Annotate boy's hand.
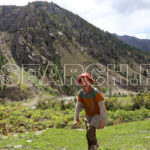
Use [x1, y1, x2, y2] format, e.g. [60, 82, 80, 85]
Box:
[99, 120, 104, 129]
[73, 120, 79, 128]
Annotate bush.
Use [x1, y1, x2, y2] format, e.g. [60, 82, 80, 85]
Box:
[105, 97, 132, 110]
[107, 107, 150, 125]
[145, 99, 150, 109]
[1, 94, 150, 135]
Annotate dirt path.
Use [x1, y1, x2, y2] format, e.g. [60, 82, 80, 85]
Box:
[22, 96, 39, 108]
[21, 94, 77, 108]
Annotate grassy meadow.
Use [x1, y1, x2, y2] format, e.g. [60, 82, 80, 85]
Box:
[0, 92, 150, 149]
[0, 119, 150, 150]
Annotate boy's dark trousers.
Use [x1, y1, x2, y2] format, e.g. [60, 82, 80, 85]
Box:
[86, 126, 97, 150]
[85, 125, 98, 150]
[84, 115, 100, 150]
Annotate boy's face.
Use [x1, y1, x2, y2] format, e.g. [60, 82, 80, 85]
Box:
[80, 77, 92, 88]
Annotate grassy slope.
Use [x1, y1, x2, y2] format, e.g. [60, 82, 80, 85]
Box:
[0, 119, 150, 150]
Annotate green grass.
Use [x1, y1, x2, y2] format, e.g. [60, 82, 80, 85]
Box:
[0, 119, 150, 150]
[113, 96, 131, 101]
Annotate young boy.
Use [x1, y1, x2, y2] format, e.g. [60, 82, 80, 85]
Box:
[73, 72, 108, 150]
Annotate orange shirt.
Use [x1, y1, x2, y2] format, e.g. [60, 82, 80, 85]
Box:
[78, 86, 104, 116]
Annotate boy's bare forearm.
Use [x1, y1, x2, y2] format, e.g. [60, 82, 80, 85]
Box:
[74, 101, 81, 121]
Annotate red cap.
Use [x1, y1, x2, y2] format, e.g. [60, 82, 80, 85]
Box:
[78, 72, 94, 84]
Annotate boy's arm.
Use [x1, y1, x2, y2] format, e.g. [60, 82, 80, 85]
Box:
[74, 101, 81, 121]
[95, 90, 108, 125]
[98, 101, 109, 125]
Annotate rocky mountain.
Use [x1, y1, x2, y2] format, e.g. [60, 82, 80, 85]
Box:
[113, 34, 150, 53]
[0, 1, 150, 100]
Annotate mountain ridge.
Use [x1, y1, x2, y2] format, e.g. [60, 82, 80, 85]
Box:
[0, 1, 150, 100]
[113, 33, 150, 53]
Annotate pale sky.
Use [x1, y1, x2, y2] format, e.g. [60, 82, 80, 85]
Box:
[1, 0, 150, 39]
